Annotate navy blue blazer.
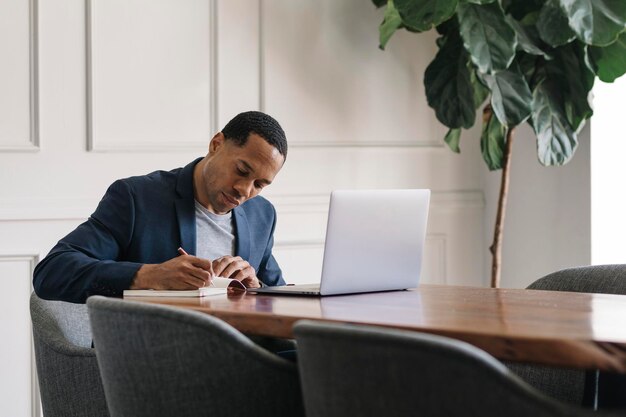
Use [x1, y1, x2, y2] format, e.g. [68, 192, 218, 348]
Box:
[33, 158, 284, 303]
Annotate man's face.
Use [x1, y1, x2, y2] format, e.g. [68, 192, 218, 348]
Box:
[194, 132, 284, 214]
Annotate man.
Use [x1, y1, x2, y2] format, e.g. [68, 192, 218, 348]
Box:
[34, 111, 287, 303]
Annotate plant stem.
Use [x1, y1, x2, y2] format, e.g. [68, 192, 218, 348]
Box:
[489, 124, 515, 288]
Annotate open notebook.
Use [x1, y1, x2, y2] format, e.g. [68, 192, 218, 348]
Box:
[123, 277, 245, 298]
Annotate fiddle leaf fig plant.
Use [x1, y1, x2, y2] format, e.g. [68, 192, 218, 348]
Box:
[373, 0, 626, 288]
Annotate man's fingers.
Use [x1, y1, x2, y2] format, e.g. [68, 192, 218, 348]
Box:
[187, 268, 212, 285]
[181, 275, 208, 289]
[173, 255, 255, 287]
[241, 276, 261, 289]
[167, 275, 203, 290]
[188, 256, 214, 275]
[175, 256, 213, 286]
[232, 265, 254, 280]
[221, 258, 249, 278]
[212, 256, 240, 276]
[233, 266, 259, 288]
[212, 257, 230, 276]
[143, 255, 215, 290]
[212, 256, 245, 277]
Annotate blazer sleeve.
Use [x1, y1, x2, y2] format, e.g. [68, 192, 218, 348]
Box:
[33, 180, 143, 303]
[256, 205, 286, 286]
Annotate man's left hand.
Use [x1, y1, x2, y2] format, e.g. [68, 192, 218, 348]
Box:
[212, 256, 261, 288]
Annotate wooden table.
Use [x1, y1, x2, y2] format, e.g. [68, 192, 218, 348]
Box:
[125, 284, 626, 373]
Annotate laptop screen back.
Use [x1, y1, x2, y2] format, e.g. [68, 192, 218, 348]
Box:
[319, 189, 430, 295]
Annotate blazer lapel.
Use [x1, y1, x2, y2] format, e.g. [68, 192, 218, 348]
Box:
[175, 199, 196, 255]
[233, 207, 251, 261]
[174, 158, 202, 256]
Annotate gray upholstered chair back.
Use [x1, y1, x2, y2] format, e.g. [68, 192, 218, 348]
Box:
[294, 320, 581, 417]
[87, 296, 304, 417]
[528, 265, 626, 294]
[509, 265, 626, 407]
[30, 292, 109, 417]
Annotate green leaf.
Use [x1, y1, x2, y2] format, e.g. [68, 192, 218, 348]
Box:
[481, 109, 508, 170]
[505, 15, 551, 58]
[560, 0, 626, 46]
[589, 31, 626, 82]
[502, 0, 544, 20]
[520, 11, 540, 26]
[517, 52, 543, 89]
[394, 0, 459, 32]
[537, 0, 576, 47]
[530, 82, 578, 166]
[470, 66, 489, 108]
[548, 42, 595, 131]
[424, 32, 476, 129]
[483, 66, 533, 126]
[379, 0, 403, 49]
[372, 0, 387, 8]
[463, 0, 495, 4]
[436, 17, 459, 35]
[457, 2, 517, 73]
[444, 128, 462, 153]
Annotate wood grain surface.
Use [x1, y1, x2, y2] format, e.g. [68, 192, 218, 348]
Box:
[124, 284, 626, 372]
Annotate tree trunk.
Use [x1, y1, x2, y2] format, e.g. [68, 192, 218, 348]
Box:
[489, 122, 515, 288]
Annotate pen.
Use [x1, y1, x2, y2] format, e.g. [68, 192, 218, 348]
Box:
[178, 247, 214, 287]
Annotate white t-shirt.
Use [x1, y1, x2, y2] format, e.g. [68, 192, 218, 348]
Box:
[194, 200, 235, 260]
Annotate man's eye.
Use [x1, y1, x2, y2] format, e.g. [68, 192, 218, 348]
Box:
[254, 182, 264, 189]
[237, 168, 248, 176]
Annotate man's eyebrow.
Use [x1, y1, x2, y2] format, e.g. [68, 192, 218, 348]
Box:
[238, 160, 272, 185]
[239, 160, 254, 172]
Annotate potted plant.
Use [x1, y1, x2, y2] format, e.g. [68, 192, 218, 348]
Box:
[374, 0, 626, 287]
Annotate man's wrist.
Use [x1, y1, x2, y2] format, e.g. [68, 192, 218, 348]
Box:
[130, 264, 155, 289]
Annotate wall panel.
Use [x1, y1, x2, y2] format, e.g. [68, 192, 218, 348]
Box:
[0, 0, 38, 151]
[216, 0, 261, 127]
[0, 255, 39, 417]
[262, 0, 444, 147]
[87, 0, 215, 151]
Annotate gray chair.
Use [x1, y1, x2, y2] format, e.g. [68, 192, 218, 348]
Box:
[30, 292, 109, 417]
[294, 320, 606, 417]
[87, 296, 304, 417]
[508, 265, 626, 407]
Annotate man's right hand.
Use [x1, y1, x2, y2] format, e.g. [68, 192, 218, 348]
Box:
[131, 255, 214, 290]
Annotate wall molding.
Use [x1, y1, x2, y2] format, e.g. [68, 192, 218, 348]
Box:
[0, 190, 484, 221]
[0, 197, 93, 222]
[0, 254, 40, 417]
[273, 233, 447, 251]
[284, 141, 444, 148]
[274, 239, 324, 249]
[0, 0, 40, 152]
[85, 0, 217, 152]
[0, 254, 39, 263]
[269, 190, 484, 213]
[430, 190, 485, 209]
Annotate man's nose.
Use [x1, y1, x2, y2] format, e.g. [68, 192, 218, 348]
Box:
[234, 181, 254, 199]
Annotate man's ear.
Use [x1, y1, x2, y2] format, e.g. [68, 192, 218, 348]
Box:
[209, 132, 225, 154]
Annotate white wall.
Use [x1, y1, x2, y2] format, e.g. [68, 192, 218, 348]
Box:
[0, 0, 594, 415]
[482, 123, 591, 289]
[591, 76, 626, 265]
[261, 0, 486, 285]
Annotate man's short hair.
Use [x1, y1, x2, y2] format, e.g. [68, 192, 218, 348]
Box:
[222, 111, 288, 160]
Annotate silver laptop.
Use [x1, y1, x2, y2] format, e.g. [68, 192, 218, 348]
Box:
[248, 189, 430, 296]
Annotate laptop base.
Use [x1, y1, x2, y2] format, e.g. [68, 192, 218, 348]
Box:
[246, 284, 322, 296]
